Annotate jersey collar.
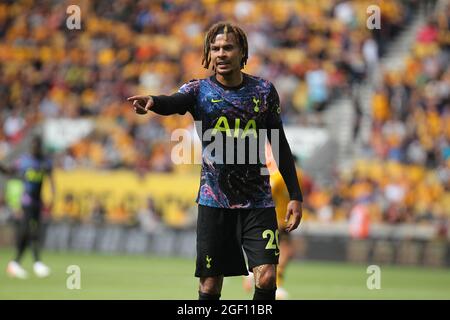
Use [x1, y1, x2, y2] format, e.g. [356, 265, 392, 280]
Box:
[210, 73, 248, 90]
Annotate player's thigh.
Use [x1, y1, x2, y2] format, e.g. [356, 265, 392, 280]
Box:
[242, 207, 279, 271]
[23, 205, 41, 238]
[16, 206, 35, 235]
[15, 216, 29, 240]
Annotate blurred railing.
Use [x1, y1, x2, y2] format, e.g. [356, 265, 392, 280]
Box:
[1, 221, 448, 267]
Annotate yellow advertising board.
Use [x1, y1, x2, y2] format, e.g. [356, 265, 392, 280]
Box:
[42, 169, 200, 223]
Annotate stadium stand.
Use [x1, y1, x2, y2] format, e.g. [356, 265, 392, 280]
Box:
[0, 0, 447, 235]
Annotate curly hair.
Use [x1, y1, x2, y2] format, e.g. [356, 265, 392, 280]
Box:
[201, 21, 248, 71]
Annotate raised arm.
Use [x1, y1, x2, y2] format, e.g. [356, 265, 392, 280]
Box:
[127, 92, 196, 116]
[0, 163, 16, 176]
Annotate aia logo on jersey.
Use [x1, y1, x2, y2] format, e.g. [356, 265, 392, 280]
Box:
[25, 169, 44, 183]
[212, 116, 257, 139]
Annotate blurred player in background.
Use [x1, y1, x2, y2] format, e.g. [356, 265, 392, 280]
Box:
[244, 148, 303, 299]
[128, 21, 303, 300]
[0, 136, 55, 279]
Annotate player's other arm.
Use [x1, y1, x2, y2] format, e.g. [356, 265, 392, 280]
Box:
[47, 168, 56, 212]
[266, 85, 303, 232]
[127, 92, 195, 116]
[0, 163, 17, 176]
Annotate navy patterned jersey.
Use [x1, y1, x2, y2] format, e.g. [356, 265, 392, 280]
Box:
[14, 154, 52, 208]
[178, 73, 282, 209]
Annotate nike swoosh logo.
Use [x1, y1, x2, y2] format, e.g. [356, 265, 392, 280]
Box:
[211, 99, 223, 103]
[275, 251, 280, 256]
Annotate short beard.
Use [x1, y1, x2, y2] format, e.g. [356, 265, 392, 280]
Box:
[214, 63, 237, 76]
[215, 69, 233, 76]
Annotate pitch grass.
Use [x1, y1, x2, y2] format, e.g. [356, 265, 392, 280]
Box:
[1, 247, 449, 300]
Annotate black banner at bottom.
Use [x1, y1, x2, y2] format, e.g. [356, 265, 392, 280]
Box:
[0, 300, 445, 319]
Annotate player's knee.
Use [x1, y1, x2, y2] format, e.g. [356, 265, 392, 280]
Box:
[199, 276, 223, 295]
[255, 265, 276, 289]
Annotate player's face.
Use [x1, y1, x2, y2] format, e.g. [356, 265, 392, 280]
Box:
[210, 32, 242, 76]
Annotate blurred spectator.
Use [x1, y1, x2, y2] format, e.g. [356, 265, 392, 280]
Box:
[3, 110, 26, 144]
[137, 196, 161, 233]
[90, 198, 106, 226]
[61, 193, 81, 223]
[108, 201, 135, 226]
[163, 197, 195, 229]
[362, 36, 379, 76]
[349, 196, 371, 239]
[305, 58, 329, 113]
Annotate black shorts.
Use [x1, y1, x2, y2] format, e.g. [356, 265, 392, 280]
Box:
[16, 205, 42, 240]
[23, 204, 41, 221]
[195, 204, 279, 278]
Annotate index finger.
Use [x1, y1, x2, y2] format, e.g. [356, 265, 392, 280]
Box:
[127, 95, 146, 101]
[284, 209, 292, 223]
[286, 211, 301, 232]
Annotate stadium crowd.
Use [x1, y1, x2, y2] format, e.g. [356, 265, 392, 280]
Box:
[1, 0, 448, 232]
[1, 0, 414, 168]
[299, 4, 449, 234]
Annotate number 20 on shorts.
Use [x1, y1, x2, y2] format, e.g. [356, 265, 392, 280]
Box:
[262, 229, 279, 250]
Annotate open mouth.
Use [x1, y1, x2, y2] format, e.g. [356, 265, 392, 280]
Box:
[217, 61, 230, 67]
